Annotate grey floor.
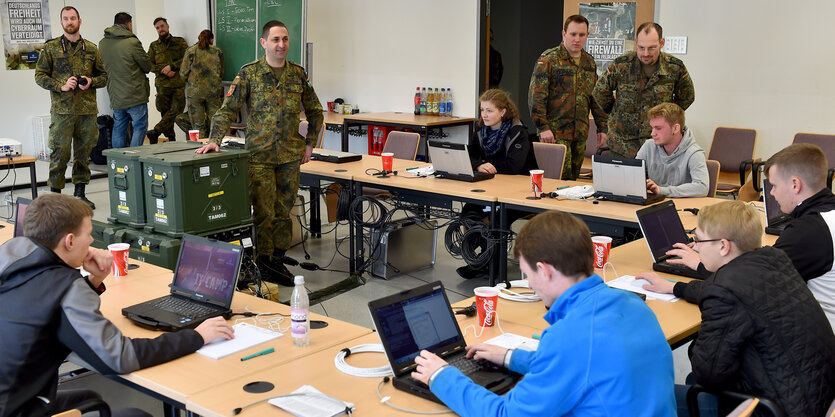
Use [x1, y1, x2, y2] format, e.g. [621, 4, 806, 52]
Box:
[3, 170, 693, 416]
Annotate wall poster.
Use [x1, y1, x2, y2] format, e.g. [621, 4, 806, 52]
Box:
[579, 2, 636, 76]
[2, 0, 50, 70]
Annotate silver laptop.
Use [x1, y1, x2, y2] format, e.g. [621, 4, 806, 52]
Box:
[427, 140, 494, 182]
[592, 155, 664, 205]
[762, 178, 790, 235]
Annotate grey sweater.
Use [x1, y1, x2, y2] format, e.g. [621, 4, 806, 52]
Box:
[636, 127, 708, 198]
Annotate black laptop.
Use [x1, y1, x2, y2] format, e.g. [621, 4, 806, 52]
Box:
[592, 155, 664, 205]
[368, 281, 517, 404]
[762, 178, 790, 235]
[636, 200, 707, 279]
[311, 149, 362, 163]
[12, 197, 31, 237]
[427, 140, 494, 182]
[122, 234, 243, 331]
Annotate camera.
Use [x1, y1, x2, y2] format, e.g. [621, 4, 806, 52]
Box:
[74, 75, 88, 86]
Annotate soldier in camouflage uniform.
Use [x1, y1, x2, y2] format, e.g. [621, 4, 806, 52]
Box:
[197, 20, 323, 286]
[593, 22, 695, 158]
[180, 30, 224, 139]
[147, 17, 187, 143]
[528, 15, 608, 180]
[34, 6, 106, 209]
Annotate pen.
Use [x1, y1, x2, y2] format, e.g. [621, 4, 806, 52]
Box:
[556, 185, 570, 190]
[532, 334, 541, 340]
[240, 347, 275, 361]
[663, 278, 678, 284]
[404, 166, 419, 171]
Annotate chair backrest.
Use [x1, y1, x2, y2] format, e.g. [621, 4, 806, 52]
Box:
[584, 121, 599, 157]
[533, 142, 567, 180]
[706, 159, 720, 198]
[298, 121, 326, 148]
[726, 398, 759, 417]
[793, 132, 835, 170]
[52, 410, 82, 417]
[827, 396, 835, 417]
[299, 120, 308, 137]
[708, 127, 757, 175]
[382, 131, 421, 160]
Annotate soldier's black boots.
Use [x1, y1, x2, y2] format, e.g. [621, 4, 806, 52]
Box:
[50, 187, 61, 193]
[146, 129, 161, 145]
[256, 255, 295, 287]
[73, 183, 96, 210]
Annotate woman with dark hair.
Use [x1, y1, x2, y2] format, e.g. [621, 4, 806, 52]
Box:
[179, 30, 223, 138]
[456, 89, 537, 279]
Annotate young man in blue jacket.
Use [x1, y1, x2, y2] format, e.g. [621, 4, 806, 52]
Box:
[412, 210, 676, 416]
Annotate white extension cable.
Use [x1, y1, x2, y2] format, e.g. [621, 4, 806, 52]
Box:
[494, 280, 540, 302]
[334, 344, 393, 378]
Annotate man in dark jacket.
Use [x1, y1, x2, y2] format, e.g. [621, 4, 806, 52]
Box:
[640, 201, 835, 416]
[99, 12, 151, 148]
[0, 194, 234, 417]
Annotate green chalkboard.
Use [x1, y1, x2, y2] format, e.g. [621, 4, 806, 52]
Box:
[214, 0, 304, 81]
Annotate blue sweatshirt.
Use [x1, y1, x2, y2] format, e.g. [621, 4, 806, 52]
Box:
[430, 275, 676, 417]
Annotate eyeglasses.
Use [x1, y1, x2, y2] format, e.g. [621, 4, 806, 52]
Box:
[692, 238, 724, 244]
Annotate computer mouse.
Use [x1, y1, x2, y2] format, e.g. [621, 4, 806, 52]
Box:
[631, 278, 652, 289]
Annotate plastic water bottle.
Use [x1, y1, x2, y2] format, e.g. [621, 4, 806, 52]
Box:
[432, 88, 440, 115]
[446, 88, 454, 116]
[290, 275, 310, 347]
[439, 88, 447, 116]
[420, 88, 427, 115]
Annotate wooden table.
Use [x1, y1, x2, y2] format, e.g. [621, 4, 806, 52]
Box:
[186, 316, 542, 417]
[0, 155, 38, 198]
[341, 112, 475, 159]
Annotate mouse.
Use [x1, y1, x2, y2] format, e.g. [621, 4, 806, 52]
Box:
[631, 278, 651, 289]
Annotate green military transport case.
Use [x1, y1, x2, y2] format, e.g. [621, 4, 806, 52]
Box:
[140, 147, 251, 237]
[103, 142, 202, 227]
[90, 219, 124, 250]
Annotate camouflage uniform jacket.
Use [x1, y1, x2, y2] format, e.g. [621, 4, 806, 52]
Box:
[34, 35, 107, 115]
[209, 58, 323, 165]
[593, 51, 695, 143]
[148, 34, 187, 88]
[180, 44, 224, 100]
[528, 44, 608, 141]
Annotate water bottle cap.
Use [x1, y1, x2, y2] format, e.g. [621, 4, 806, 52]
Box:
[294, 275, 304, 285]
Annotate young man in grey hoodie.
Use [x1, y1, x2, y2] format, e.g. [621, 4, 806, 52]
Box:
[636, 102, 709, 198]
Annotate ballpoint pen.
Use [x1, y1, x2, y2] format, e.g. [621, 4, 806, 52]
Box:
[241, 347, 275, 361]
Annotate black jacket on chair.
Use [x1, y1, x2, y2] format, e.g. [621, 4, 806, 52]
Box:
[688, 246, 835, 417]
[468, 122, 537, 175]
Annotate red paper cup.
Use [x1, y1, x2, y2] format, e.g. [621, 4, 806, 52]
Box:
[381, 152, 394, 172]
[108, 243, 130, 277]
[474, 286, 499, 327]
[188, 130, 199, 141]
[530, 169, 544, 198]
[592, 236, 612, 269]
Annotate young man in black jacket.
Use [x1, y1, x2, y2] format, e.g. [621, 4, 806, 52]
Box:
[641, 200, 835, 416]
[0, 194, 234, 417]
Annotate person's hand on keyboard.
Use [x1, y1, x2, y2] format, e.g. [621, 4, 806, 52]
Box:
[465, 343, 508, 366]
[195, 317, 235, 345]
[412, 350, 449, 386]
[665, 242, 701, 270]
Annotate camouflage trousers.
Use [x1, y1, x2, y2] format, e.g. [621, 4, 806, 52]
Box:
[48, 114, 97, 189]
[605, 136, 642, 159]
[153, 86, 185, 137]
[555, 138, 587, 180]
[176, 95, 222, 139]
[249, 161, 301, 257]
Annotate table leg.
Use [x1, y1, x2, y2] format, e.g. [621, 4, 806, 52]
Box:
[341, 121, 349, 152]
[498, 203, 508, 288]
[488, 202, 497, 286]
[309, 184, 321, 238]
[28, 162, 38, 198]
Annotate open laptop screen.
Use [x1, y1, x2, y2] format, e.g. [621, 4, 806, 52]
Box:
[427, 140, 476, 177]
[13, 197, 31, 237]
[171, 235, 241, 302]
[371, 284, 460, 369]
[592, 155, 648, 198]
[761, 179, 788, 223]
[637, 201, 689, 260]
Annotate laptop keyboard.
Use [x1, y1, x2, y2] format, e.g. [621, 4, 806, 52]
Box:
[153, 297, 219, 318]
[447, 355, 491, 375]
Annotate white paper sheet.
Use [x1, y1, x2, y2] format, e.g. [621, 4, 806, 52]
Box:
[196, 322, 281, 360]
[269, 385, 355, 417]
[484, 333, 539, 351]
[607, 275, 680, 302]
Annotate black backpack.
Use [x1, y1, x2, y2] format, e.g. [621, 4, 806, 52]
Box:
[91, 115, 114, 165]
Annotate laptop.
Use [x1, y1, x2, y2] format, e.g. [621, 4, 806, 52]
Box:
[122, 234, 243, 331]
[635, 200, 707, 279]
[311, 149, 362, 163]
[368, 281, 517, 404]
[427, 140, 494, 182]
[592, 155, 664, 205]
[13, 197, 31, 237]
[762, 178, 790, 235]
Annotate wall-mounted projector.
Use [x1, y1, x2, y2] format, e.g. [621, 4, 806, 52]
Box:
[0, 138, 22, 157]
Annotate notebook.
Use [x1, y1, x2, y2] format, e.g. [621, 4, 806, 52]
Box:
[367, 281, 517, 404]
[592, 155, 664, 205]
[635, 200, 707, 279]
[427, 140, 494, 182]
[122, 234, 243, 331]
[311, 150, 362, 163]
[762, 178, 790, 235]
[12, 197, 31, 237]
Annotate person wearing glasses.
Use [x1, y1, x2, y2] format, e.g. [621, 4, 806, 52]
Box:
[638, 201, 835, 417]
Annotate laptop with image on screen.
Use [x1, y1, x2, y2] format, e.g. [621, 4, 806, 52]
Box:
[122, 234, 243, 331]
[367, 281, 517, 404]
[635, 200, 707, 279]
[592, 155, 664, 205]
[427, 140, 494, 182]
[12, 197, 31, 238]
[762, 178, 790, 235]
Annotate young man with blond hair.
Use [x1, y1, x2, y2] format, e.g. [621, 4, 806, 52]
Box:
[635, 102, 708, 197]
[413, 210, 676, 416]
[640, 201, 835, 416]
